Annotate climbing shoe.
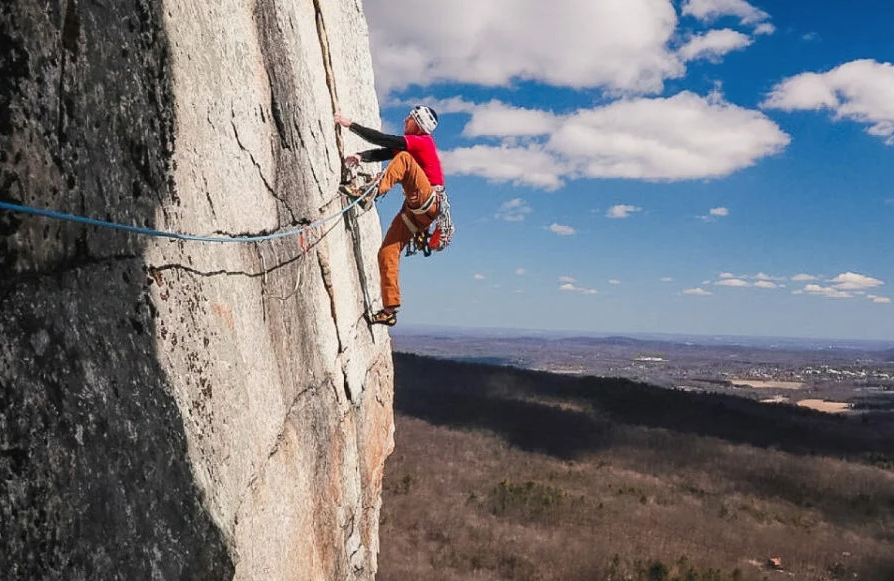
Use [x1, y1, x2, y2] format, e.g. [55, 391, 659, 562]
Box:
[339, 183, 376, 211]
[340, 172, 383, 211]
[366, 309, 397, 327]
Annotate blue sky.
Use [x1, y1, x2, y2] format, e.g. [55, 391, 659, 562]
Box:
[360, 0, 894, 341]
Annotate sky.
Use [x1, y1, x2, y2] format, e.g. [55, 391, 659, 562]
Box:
[358, 0, 894, 342]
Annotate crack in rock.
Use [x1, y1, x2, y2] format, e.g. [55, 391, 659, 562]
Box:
[230, 119, 275, 196]
[316, 249, 344, 355]
[312, 0, 350, 184]
[147, 257, 309, 280]
[230, 382, 317, 536]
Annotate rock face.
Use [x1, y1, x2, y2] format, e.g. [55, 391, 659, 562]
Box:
[0, 1, 393, 580]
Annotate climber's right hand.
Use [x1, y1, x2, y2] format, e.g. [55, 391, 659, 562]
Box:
[334, 114, 352, 128]
[344, 154, 361, 167]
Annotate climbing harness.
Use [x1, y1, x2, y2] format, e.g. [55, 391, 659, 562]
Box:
[0, 177, 380, 244]
[403, 186, 454, 258]
[339, 168, 455, 258]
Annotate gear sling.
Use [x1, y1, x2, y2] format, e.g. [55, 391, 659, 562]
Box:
[403, 186, 454, 257]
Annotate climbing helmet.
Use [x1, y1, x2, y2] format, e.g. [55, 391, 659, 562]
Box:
[410, 105, 438, 134]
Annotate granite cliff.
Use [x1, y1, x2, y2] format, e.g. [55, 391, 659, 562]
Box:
[0, 1, 393, 579]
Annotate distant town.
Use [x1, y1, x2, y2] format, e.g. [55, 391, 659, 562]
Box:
[392, 328, 894, 417]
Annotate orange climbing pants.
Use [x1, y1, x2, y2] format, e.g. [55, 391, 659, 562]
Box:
[377, 151, 439, 308]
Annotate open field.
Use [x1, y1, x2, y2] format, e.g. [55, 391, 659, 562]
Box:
[731, 380, 805, 390]
[797, 400, 852, 414]
[391, 332, 894, 414]
[379, 353, 894, 581]
[760, 398, 852, 414]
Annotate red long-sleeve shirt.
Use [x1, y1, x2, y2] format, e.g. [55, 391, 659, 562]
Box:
[349, 123, 444, 187]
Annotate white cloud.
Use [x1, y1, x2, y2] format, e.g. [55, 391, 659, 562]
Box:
[661, 277, 674, 283]
[606, 205, 643, 219]
[384, 96, 478, 115]
[516, 268, 527, 275]
[828, 272, 884, 290]
[868, 295, 891, 304]
[684, 287, 713, 296]
[716, 278, 751, 287]
[559, 276, 597, 295]
[496, 198, 533, 221]
[551, 92, 789, 181]
[366, 0, 683, 94]
[678, 29, 752, 63]
[609, 279, 622, 285]
[441, 144, 565, 190]
[802, 284, 853, 299]
[791, 273, 818, 282]
[560, 282, 597, 295]
[682, 0, 771, 26]
[763, 60, 894, 145]
[706, 272, 783, 288]
[474, 274, 486, 280]
[441, 92, 788, 187]
[461, 101, 560, 137]
[549, 223, 577, 236]
[700, 206, 730, 221]
[794, 272, 885, 300]
[753, 23, 776, 36]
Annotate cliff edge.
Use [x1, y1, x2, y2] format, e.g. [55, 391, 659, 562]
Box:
[0, 1, 392, 579]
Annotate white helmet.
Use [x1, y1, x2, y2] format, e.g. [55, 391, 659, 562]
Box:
[410, 105, 438, 134]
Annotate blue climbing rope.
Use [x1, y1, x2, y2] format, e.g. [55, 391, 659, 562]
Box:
[0, 179, 379, 244]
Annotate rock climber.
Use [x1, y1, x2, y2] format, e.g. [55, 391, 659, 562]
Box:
[334, 105, 444, 327]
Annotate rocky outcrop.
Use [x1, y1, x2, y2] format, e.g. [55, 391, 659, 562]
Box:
[0, 1, 393, 580]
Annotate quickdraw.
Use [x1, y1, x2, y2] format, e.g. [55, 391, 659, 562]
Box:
[406, 230, 433, 257]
